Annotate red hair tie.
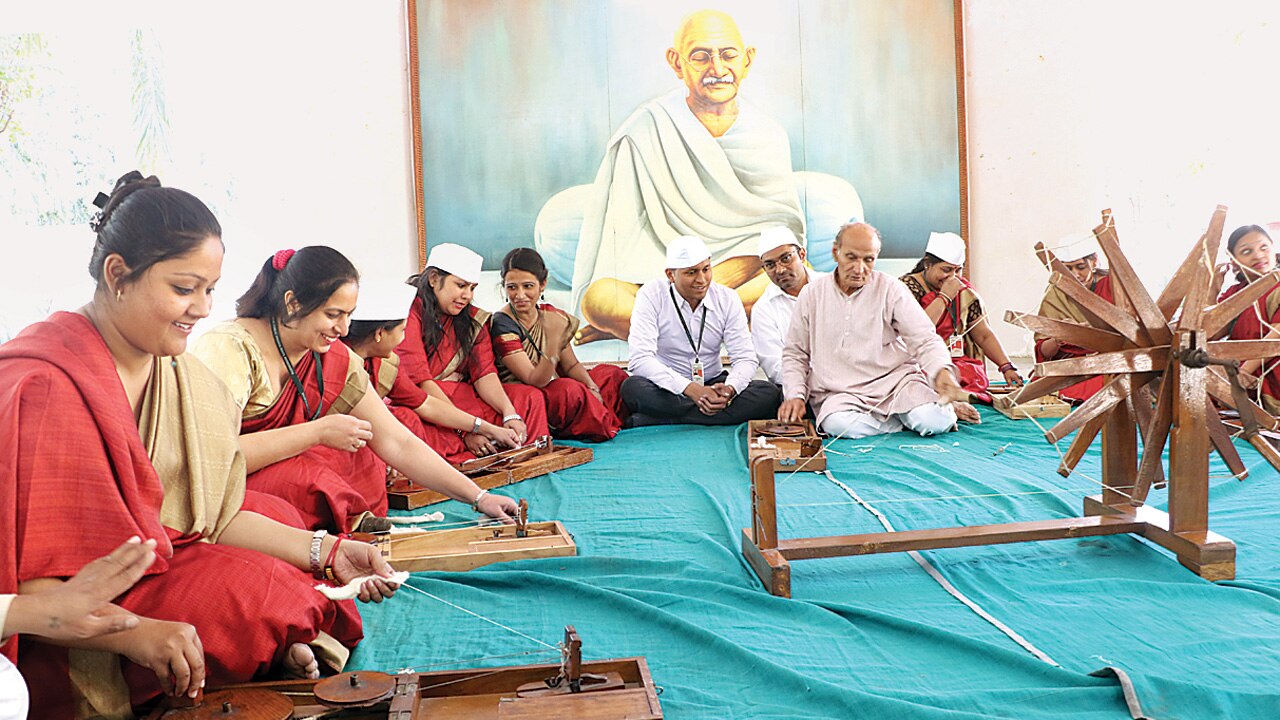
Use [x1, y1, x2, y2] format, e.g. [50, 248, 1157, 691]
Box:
[271, 248, 296, 271]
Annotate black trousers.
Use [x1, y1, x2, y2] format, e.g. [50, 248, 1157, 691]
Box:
[621, 372, 781, 427]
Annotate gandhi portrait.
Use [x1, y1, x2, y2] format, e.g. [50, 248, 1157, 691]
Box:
[534, 9, 863, 342]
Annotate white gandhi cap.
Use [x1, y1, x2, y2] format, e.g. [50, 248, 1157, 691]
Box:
[757, 226, 800, 257]
[925, 231, 966, 266]
[665, 235, 712, 269]
[351, 281, 419, 322]
[1052, 232, 1101, 262]
[425, 243, 483, 284]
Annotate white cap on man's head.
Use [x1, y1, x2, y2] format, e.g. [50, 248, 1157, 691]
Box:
[1053, 232, 1100, 262]
[925, 231, 966, 266]
[757, 226, 799, 257]
[352, 282, 419, 322]
[426, 243, 483, 284]
[666, 235, 711, 269]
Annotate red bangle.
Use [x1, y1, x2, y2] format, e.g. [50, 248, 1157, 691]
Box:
[323, 536, 344, 581]
[998, 362, 1017, 373]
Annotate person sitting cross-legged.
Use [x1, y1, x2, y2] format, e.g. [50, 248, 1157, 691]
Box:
[621, 235, 781, 426]
[778, 222, 979, 439]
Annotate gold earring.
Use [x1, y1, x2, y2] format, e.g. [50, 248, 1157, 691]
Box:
[115, 289, 123, 302]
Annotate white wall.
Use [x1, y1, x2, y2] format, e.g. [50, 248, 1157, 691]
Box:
[1, 1, 419, 340]
[965, 0, 1280, 357]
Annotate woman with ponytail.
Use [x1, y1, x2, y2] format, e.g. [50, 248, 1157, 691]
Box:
[1, 172, 389, 718]
[396, 243, 550, 459]
[193, 246, 519, 532]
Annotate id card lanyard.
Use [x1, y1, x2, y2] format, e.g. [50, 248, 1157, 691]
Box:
[670, 286, 709, 385]
[944, 292, 964, 358]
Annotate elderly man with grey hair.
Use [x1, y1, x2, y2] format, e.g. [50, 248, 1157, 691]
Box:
[778, 223, 978, 438]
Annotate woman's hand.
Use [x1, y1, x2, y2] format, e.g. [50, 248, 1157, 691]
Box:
[476, 493, 518, 524]
[939, 275, 965, 301]
[121, 618, 205, 699]
[479, 422, 521, 449]
[330, 540, 397, 603]
[587, 385, 603, 403]
[504, 417, 529, 444]
[315, 415, 373, 453]
[9, 537, 157, 642]
[464, 432, 497, 457]
[1001, 367, 1025, 386]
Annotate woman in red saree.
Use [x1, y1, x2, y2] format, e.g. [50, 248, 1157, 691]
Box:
[2, 173, 395, 719]
[491, 248, 627, 441]
[194, 246, 519, 532]
[395, 243, 550, 460]
[1217, 224, 1280, 415]
[341, 282, 519, 461]
[900, 232, 1023, 405]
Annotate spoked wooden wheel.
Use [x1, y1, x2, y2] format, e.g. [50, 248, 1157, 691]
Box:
[1004, 206, 1280, 510]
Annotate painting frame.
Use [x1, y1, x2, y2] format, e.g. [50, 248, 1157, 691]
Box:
[404, 0, 971, 272]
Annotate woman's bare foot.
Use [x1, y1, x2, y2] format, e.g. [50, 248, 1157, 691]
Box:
[283, 642, 320, 679]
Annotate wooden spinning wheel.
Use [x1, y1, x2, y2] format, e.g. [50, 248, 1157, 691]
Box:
[742, 206, 1280, 597]
[1002, 206, 1280, 579]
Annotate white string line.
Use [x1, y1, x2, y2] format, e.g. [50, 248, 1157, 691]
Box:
[777, 484, 1145, 509]
[818, 468, 1060, 667]
[397, 580, 559, 651]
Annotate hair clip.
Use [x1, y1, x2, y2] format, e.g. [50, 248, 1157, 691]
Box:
[272, 248, 297, 271]
[89, 192, 111, 232]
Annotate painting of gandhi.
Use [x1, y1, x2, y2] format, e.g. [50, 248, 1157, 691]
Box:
[535, 9, 862, 342]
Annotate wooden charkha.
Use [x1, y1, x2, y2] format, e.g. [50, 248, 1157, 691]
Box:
[746, 419, 826, 471]
[356, 518, 577, 574]
[387, 436, 593, 509]
[743, 206, 1280, 597]
[144, 627, 662, 719]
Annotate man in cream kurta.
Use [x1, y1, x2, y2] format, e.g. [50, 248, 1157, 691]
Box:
[779, 223, 974, 439]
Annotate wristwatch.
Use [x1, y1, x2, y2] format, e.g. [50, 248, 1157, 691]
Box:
[471, 416, 484, 433]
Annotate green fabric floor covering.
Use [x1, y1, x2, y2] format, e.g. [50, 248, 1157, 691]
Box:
[352, 407, 1280, 719]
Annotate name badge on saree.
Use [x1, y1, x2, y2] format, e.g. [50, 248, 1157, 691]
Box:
[691, 358, 705, 385]
[948, 334, 965, 358]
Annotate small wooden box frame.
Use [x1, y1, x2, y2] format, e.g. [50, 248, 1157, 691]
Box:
[147, 656, 662, 719]
[388, 439, 593, 510]
[361, 521, 577, 573]
[746, 420, 826, 472]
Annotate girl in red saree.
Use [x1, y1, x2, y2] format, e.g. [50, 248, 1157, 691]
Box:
[491, 248, 628, 441]
[900, 232, 1023, 405]
[341, 283, 519, 460]
[2, 173, 395, 719]
[194, 246, 518, 533]
[395, 243, 550, 460]
[1217, 224, 1280, 415]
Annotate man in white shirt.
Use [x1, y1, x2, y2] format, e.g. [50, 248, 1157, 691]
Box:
[623, 235, 782, 426]
[751, 226, 825, 385]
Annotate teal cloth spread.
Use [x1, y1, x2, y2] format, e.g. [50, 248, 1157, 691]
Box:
[353, 407, 1280, 719]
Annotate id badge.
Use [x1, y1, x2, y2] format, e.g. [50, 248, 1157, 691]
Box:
[691, 358, 705, 385]
[948, 334, 964, 358]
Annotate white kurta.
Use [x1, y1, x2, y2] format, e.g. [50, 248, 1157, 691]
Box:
[570, 88, 805, 311]
[781, 272, 954, 426]
[751, 268, 825, 384]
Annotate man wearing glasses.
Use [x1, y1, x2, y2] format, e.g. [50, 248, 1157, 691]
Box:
[751, 226, 825, 385]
